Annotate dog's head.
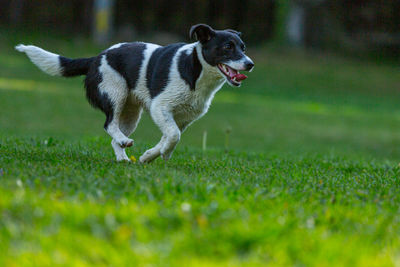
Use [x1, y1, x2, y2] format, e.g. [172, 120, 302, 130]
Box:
[190, 24, 254, 87]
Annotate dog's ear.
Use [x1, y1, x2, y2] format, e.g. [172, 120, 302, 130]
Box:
[226, 29, 242, 37]
[190, 24, 215, 43]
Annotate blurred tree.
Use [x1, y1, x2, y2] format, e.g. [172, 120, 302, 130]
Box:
[0, 0, 398, 56]
[93, 0, 114, 44]
[274, 0, 290, 43]
[9, 0, 25, 26]
[287, 1, 304, 45]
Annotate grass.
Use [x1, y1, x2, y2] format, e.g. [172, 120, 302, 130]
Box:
[1, 29, 400, 266]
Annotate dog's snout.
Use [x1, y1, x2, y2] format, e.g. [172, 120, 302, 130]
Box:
[245, 61, 254, 71]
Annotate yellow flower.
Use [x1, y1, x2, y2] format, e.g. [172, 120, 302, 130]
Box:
[130, 155, 137, 163]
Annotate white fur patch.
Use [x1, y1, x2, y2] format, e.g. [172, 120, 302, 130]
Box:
[132, 43, 161, 109]
[108, 42, 127, 50]
[15, 44, 62, 76]
[98, 55, 128, 105]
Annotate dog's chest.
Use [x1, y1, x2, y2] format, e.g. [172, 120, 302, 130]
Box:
[173, 74, 224, 123]
[173, 95, 208, 120]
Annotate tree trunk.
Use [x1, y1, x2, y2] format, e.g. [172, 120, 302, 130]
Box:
[93, 0, 114, 44]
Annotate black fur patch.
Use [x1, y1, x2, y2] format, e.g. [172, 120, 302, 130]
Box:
[84, 54, 114, 129]
[178, 47, 202, 90]
[59, 56, 94, 77]
[105, 42, 146, 90]
[146, 43, 185, 98]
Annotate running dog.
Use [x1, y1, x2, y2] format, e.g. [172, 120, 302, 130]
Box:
[16, 24, 254, 163]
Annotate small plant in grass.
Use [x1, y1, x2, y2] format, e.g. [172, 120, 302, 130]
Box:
[225, 126, 232, 152]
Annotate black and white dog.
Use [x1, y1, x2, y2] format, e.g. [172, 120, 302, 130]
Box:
[16, 24, 254, 163]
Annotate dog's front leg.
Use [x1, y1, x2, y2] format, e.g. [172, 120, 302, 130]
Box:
[150, 105, 181, 161]
[139, 120, 190, 163]
[139, 136, 166, 163]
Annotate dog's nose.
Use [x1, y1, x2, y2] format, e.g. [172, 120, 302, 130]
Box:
[245, 61, 254, 71]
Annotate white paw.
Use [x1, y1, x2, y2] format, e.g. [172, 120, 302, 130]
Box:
[116, 157, 131, 162]
[115, 152, 131, 162]
[139, 149, 160, 164]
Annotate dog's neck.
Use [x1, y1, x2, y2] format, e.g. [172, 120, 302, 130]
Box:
[194, 43, 225, 94]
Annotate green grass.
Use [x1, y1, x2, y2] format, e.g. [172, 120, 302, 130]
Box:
[1, 30, 400, 266]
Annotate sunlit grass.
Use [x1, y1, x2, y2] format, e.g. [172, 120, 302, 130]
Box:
[0, 77, 67, 94]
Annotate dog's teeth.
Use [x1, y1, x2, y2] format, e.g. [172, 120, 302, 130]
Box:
[233, 77, 237, 82]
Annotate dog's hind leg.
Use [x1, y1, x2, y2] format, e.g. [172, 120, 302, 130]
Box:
[85, 55, 137, 161]
[104, 96, 134, 149]
[111, 139, 130, 162]
[112, 95, 143, 162]
[119, 95, 143, 137]
[106, 117, 134, 148]
[95, 56, 134, 149]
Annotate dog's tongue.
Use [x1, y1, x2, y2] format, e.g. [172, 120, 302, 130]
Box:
[234, 73, 247, 81]
[227, 66, 248, 82]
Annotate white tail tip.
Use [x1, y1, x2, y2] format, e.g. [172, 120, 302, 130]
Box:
[15, 44, 28, 52]
[14, 44, 62, 76]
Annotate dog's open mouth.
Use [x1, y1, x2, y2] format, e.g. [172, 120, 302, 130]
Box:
[217, 63, 248, 86]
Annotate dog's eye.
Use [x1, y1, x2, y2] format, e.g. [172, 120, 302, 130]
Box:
[223, 43, 233, 50]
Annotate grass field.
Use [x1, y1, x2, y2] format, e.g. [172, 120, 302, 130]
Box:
[1, 30, 400, 266]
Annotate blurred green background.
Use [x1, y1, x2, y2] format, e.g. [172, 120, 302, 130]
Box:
[1, 0, 400, 158]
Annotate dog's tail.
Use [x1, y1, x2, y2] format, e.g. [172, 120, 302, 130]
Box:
[15, 44, 94, 77]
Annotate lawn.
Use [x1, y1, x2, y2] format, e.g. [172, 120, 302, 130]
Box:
[1, 30, 400, 266]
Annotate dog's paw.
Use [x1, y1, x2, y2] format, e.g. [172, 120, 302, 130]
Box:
[139, 149, 160, 164]
[139, 154, 153, 164]
[116, 158, 131, 163]
[117, 138, 134, 148]
[116, 154, 131, 162]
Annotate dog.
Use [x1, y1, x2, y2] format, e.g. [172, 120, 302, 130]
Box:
[15, 24, 254, 163]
